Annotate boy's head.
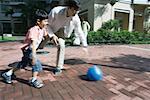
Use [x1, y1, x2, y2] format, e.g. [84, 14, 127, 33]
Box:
[35, 9, 48, 28]
[66, 0, 80, 17]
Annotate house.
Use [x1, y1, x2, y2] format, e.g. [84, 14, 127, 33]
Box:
[0, 0, 25, 35]
[0, 0, 149, 35]
[0, 0, 61, 35]
[79, 0, 150, 32]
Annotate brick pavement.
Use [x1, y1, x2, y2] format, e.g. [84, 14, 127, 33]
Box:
[0, 42, 150, 100]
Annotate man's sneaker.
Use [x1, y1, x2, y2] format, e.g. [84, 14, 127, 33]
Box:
[54, 68, 62, 75]
[29, 79, 44, 88]
[2, 73, 12, 84]
[60, 66, 70, 70]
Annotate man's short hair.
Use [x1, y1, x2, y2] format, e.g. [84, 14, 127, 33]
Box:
[65, 0, 80, 10]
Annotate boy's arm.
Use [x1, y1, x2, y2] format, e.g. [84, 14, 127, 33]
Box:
[43, 28, 49, 40]
[31, 40, 37, 65]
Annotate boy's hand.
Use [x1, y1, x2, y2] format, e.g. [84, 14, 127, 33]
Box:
[52, 35, 59, 46]
[32, 58, 36, 65]
[43, 34, 49, 40]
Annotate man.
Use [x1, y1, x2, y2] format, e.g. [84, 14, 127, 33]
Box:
[39, 0, 88, 75]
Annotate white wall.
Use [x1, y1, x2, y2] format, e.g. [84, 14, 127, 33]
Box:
[93, 2, 134, 31]
[93, 3, 112, 31]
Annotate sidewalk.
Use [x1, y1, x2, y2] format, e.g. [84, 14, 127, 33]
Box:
[0, 42, 150, 100]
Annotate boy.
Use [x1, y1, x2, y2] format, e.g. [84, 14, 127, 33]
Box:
[2, 9, 48, 88]
[38, 0, 88, 75]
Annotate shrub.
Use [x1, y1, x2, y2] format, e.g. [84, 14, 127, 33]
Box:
[98, 19, 120, 31]
[87, 30, 150, 44]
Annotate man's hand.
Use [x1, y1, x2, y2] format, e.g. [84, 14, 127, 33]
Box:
[52, 35, 59, 46]
[82, 47, 89, 56]
[82, 47, 92, 61]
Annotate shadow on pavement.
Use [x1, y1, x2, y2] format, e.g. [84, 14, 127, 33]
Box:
[36, 51, 49, 55]
[79, 75, 90, 81]
[8, 61, 20, 68]
[15, 77, 30, 86]
[64, 58, 87, 65]
[42, 64, 55, 72]
[88, 54, 150, 72]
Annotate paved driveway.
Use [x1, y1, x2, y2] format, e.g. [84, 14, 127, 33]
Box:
[0, 42, 150, 100]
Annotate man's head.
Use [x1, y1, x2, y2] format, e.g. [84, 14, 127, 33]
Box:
[66, 0, 80, 17]
[35, 9, 48, 28]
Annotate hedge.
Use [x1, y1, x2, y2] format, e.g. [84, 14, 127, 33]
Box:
[87, 30, 150, 44]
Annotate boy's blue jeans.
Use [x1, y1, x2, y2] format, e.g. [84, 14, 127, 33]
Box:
[17, 48, 42, 72]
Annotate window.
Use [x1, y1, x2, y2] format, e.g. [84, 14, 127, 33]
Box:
[1, 4, 7, 13]
[3, 23, 11, 34]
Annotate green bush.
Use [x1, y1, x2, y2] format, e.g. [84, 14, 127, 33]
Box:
[87, 30, 150, 44]
[98, 19, 120, 31]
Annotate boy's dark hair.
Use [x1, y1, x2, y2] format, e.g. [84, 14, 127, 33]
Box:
[65, 0, 80, 10]
[35, 9, 48, 21]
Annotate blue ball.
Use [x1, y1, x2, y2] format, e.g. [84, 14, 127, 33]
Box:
[87, 65, 103, 81]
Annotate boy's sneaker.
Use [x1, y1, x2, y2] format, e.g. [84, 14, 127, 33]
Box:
[29, 79, 44, 88]
[2, 73, 12, 84]
[12, 73, 17, 80]
[54, 68, 62, 75]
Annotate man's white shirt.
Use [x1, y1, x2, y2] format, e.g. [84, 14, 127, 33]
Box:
[47, 6, 87, 46]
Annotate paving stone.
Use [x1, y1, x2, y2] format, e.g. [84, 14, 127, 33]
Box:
[109, 88, 121, 95]
[134, 81, 149, 89]
[40, 73, 56, 81]
[110, 93, 131, 100]
[115, 83, 125, 90]
[125, 84, 139, 92]
[131, 97, 143, 100]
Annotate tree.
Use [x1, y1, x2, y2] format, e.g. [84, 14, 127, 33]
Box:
[5, 7, 14, 35]
[0, 0, 5, 40]
[19, 0, 47, 28]
[0, 0, 4, 2]
[1, 0, 17, 39]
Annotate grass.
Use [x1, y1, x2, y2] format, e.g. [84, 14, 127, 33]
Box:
[0, 36, 16, 42]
